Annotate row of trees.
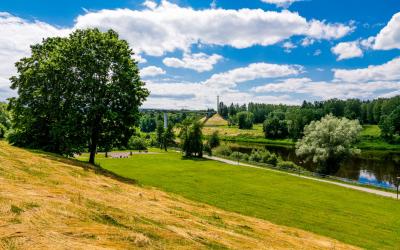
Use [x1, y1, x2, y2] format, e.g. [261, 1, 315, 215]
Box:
[219, 97, 400, 125]
[218, 96, 400, 142]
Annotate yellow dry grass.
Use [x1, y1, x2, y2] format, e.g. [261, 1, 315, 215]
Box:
[201, 114, 228, 127]
[0, 141, 358, 250]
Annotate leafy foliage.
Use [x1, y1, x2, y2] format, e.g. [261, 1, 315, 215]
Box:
[263, 112, 288, 139]
[180, 121, 203, 157]
[295, 115, 362, 174]
[237, 111, 254, 129]
[379, 106, 400, 142]
[8, 29, 148, 163]
[139, 114, 157, 133]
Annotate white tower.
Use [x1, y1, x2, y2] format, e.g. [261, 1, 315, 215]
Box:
[217, 95, 220, 114]
[163, 112, 168, 129]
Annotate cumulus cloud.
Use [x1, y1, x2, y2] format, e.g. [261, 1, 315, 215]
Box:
[333, 57, 400, 82]
[261, 0, 301, 8]
[0, 12, 69, 93]
[143, 62, 303, 109]
[74, 1, 353, 56]
[374, 12, 400, 50]
[140, 66, 166, 77]
[163, 53, 222, 72]
[251, 77, 399, 100]
[331, 41, 363, 60]
[203, 62, 302, 89]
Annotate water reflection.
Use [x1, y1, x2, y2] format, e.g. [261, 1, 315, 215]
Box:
[228, 142, 400, 188]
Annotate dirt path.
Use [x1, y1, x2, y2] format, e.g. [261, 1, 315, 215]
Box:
[204, 155, 398, 199]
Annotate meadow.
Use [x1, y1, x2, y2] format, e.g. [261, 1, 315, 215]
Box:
[84, 150, 400, 249]
[2, 141, 358, 249]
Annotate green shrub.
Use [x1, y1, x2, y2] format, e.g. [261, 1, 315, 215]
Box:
[128, 136, 148, 150]
[213, 145, 232, 156]
[277, 161, 301, 171]
[229, 152, 249, 161]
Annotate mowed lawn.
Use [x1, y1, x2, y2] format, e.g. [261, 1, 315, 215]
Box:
[90, 151, 400, 249]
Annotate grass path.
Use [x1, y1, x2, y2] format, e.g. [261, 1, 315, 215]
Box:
[205, 155, 398, 199]
[93, 151, 400, 249]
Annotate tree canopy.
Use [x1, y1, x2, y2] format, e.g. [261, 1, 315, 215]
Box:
[8, 28, 148, 164]
[295, 115, 362, 174]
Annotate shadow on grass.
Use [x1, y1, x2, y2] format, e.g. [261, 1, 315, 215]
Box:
[181, 156, 209, 162]
[22, 147, 138, 186]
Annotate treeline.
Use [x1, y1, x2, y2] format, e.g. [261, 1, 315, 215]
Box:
[219, 96, 400, 125]
[218, 96, 400, 141]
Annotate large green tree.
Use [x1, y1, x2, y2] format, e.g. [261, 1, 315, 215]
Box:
[9, 29, 148, 164]
[180, 120, 203, 157]
[295, 114, 362, 174]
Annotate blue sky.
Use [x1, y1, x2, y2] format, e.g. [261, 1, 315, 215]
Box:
[0, 0, 399, 109]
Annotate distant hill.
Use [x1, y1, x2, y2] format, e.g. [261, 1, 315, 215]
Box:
[201, 113, 228, 126]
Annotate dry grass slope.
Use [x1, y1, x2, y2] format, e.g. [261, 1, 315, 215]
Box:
[0, 141, 358, 250]
[201, 114, 228, 127]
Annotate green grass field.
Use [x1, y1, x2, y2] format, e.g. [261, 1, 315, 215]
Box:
[81, 151, 400, 249]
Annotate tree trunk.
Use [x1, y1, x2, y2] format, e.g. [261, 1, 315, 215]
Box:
[89, 128, 99, 165]
[89, 146, 96, 164]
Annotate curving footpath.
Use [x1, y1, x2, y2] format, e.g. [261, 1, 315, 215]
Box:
[204, 155, 398, 199]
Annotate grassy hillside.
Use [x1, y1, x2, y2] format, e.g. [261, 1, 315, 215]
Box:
[0, 141, 356, 249]
[86, 151, 400, 249]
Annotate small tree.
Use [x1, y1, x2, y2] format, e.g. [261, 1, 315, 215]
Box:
[180, 121, 203, 157]
[208, 131, 220, 149]
[162, 123, 175, 151]
[263, 116, 288, 139]
[237, 111, 254, 129]
[379, 106, 400, 142]
[295, 114, 362, 174]
[140, 114, 157, 133]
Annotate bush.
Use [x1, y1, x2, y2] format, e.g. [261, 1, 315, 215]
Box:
[213, 145, 232, 156]
[277, 161, 302, 171]
[203, 143, 212, 156]
[208, 131, 220, 149]
[237, 111, 254, 129]
[248, 149, 278, 166]
[128, 136, 147, 150]
[229, 152, 249, 161]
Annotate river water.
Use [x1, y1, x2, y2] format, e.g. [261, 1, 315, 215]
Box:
[228, 143, 400, 189]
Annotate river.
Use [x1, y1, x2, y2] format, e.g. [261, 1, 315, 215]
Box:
[227, 143, 400, 189]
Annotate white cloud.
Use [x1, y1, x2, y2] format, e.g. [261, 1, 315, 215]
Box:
[163, 53, 222, 72]
[313, 49, 321, 56]
[331, 41, 363, 60]
[261, 0, 301, 8]
[142, 0, 158, 10]
[301, 37, 315, 47]
[203, 62, 302, 89]
[140, 66, 166, 77]
[132, 53, 147, 63]
[333, 57, 400, 82]
[282, 41, 296, 53]
[251, 77, 399, 100]
[143, 62, 303, 109]
[0, 12, 69, 92]
[74, 1, 353, 56]
[373, 12, 400, 50]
